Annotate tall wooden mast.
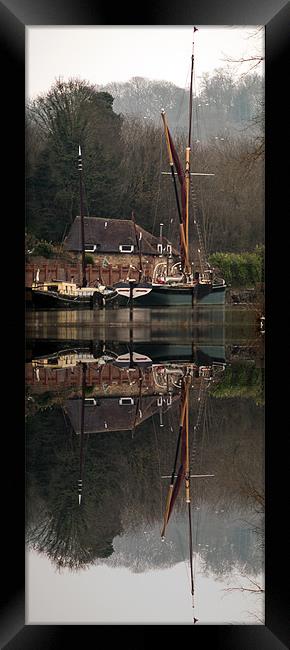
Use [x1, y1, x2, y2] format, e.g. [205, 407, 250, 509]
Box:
[161, 382, 188, 539]
[78, 145, 87, 288]
[185, 27, 198, 271]
[161, 109, 190, 274]
[78, 362, 87, 505]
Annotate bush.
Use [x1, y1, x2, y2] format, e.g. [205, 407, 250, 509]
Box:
[33, 240, 55, 258]
[25, 233, 55, 259]
[209, 250, 263, 287]
[210, 364, 264, 405]
[85, 254, 94, 265]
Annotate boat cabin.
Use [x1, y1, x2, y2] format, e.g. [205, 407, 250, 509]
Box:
[32, 280, 77, 294]
[31, 352, 97, 369]
[31, 280, 100, 297]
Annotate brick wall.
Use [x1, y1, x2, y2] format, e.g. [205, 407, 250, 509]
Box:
[25, 258, 155, 287]
[25, 255, 156, 287]
[25, 363, 155, 393]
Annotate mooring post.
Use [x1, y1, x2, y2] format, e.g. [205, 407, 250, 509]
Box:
[129, 281, 133, 318]
[192, 286, 195, 308]
[128, 279, 136, 368]
[129, 278, 136, 323]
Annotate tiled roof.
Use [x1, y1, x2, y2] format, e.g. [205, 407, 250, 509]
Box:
[65, 394, 180, 434]
[64, 217, 179, 256]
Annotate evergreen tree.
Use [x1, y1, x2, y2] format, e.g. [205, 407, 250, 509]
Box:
[26, 79, 123, 241]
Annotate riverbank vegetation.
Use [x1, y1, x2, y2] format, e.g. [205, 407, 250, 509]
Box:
[209, 363, 264, 405]
[209, 246, 264, 287]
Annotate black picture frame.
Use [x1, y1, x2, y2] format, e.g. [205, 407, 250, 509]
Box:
[1, 0, 289, 647]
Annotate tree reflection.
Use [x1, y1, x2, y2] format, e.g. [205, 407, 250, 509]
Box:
[27, 496, 117, 570]
[26, 356, 264, 576]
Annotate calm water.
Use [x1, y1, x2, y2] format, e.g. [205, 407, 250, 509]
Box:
[25, 306, 264, 624]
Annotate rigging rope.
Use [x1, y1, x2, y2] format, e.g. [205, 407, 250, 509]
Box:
[192, 64, 212, 254]
[185, 63, 209, 273]
[190, 377, 208, 466]
[151, 129, 164, 237]
[57, 389, 75, 451]
[190, 183, 208, 272]
[175, 64, 191, 127]
[151, 411, 164, 518]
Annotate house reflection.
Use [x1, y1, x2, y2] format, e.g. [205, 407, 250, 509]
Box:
[25, 343, 226, 572]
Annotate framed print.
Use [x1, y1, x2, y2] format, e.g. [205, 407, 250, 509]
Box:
[1, 0, 289, 647]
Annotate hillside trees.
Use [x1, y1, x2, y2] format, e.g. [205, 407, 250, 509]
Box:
[197, 70, 263, 135]
[103, 77, 189, 130]
[26, 79, 124, 241]
[163, 129, 263, 254]
[117, 116, 171, 235]
[26, 73, 264, 252]
[195, 136, 264, 253]
[102, 71, 263, 140]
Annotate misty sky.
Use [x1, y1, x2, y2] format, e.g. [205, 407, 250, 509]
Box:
[26, 26, 264, 99]
[26, 549, 264, 624]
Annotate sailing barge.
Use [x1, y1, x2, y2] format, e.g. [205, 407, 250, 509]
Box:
[115, 28, 226, 307]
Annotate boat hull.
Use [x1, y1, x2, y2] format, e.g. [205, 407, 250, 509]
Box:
[196, 283, 227, 305]
[134, 343, 225, 364]
[118, 282, 226, 307]
[27, 289, 116, 309]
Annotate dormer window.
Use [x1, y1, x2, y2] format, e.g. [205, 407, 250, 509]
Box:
[119, 245, 134, 253]
[84, 398, 96, 406]
[157, 243, 163, 254]
[85, 244, 96, 252]
[119, 397, 134, 405]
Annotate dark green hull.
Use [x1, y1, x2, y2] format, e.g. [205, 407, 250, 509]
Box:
[121, 283, 227, 307]
[134, 342, 225, 364]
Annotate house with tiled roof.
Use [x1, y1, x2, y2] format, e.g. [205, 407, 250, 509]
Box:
[63, 216, 179, 258]
[65, 393, 180, 434]
[25, 217, 180, 288]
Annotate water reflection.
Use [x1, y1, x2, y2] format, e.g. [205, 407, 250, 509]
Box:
[26, 339, 264, 623]
[26, 305, 256, 343]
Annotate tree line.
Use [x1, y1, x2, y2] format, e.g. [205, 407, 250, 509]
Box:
[26, 75, 264, 254]
[101, 70, 263, 140]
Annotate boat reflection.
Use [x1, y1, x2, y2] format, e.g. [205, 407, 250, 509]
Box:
[25, 343, 263, 623]
[26, 342, 226, 618]
[26, 341, 226, 404]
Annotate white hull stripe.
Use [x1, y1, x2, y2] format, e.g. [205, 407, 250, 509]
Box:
[116, 288, 152, 297]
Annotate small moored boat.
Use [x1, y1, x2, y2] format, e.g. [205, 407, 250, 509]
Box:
[30, 279, 117, 309]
